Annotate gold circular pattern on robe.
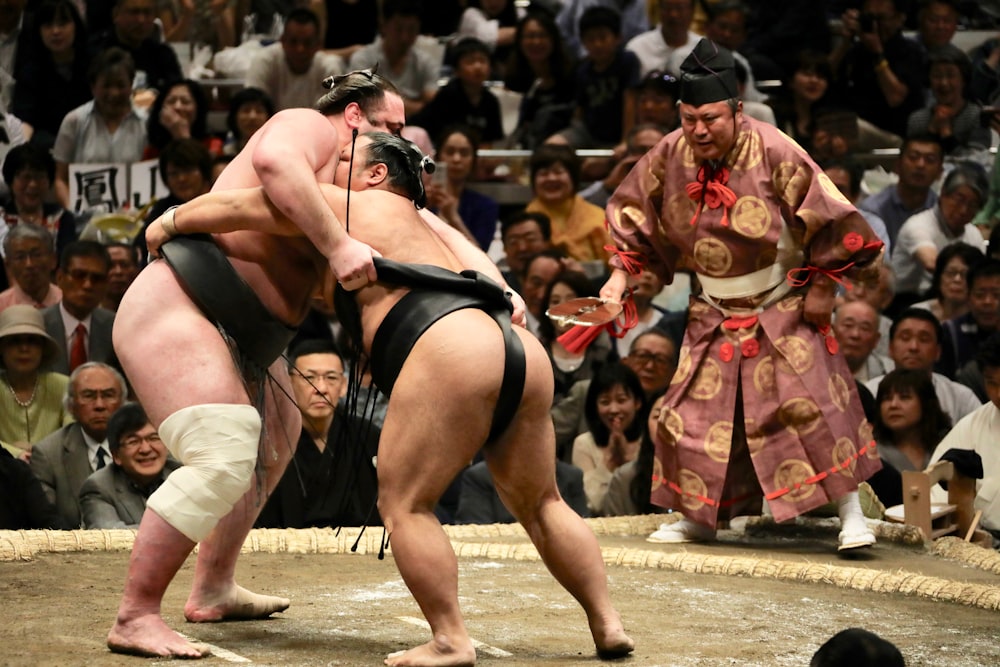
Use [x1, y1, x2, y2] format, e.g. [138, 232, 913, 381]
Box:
[832, 437, 858, 477]
[773, 459, 818, 503]
[666, 191, 698, 234]
[672, 345, 692, 385]
[778, 397, 822, 437]
[772, 161, 811, 208]
[651, 456, 663, 492]
[611, 204, 647, 236]
[744, 418, 765, 456]
[693, 237, 734, 276]
[774, 335, 815, 376]
[704, 421, 734, 462]
[730, 196, 771, 239]
[828, 373, 851, 413]
[689, 357, 723, 400]
[731, 128, 763, 171]
[752, 356, 777, 396]
[678, 468, 708, 511]
[660, 407, 685, 444]
[776, 295, 803, 313]
[817, 172, 852, 206]
[859, 421, 879, 459]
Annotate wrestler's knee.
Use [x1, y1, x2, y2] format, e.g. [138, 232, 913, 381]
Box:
[146, 404, 261, 542]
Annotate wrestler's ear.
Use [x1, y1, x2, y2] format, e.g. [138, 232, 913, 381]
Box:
[344, 101, 364, 129]
[368, 162, 389, 187]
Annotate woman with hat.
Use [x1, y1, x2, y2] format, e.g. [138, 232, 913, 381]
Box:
[0, 305, 72, 459]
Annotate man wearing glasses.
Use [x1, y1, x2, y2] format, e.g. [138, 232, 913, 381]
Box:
[79, 402, 180, 529]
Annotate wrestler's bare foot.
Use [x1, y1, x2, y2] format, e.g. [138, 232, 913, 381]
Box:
[184, 584, 290, 622]
[108, 613, 210, 658]
[591, 612, 635, 659]
[384, 635, 476, 667]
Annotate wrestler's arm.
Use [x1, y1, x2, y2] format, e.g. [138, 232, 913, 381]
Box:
[419, 208, 527, 327]
[252, 110, 379, 286]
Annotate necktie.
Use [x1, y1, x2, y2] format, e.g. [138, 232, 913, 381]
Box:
[69, 323, 87, 372]
[96, 447, 107, 470]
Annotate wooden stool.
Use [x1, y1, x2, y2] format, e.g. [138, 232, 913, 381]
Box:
[884, 461, 991, 547]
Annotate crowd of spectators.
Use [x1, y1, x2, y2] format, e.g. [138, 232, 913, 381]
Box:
[2, 1, 1000, 562]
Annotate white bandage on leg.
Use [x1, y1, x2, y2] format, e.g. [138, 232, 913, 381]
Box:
[146, 403, 261, 542]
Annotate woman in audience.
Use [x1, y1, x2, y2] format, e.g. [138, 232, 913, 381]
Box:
[537, 270, 611, 401]
[425, 125, 500, 251]
[53, 47, 148, 209]
[911, 242, 985, 323]
[767, 49, 833, 155]
[456, 0, 522, 79]
[0, 144, 78, 259]
[503, 9, 576, 149]
[0, 306, 72, 461]
[144, 78, 222, 159]
[12, 0, 92, 152]
[869, 368, 952, 507]
[222, 87, 274, 157]
[571, 362, 647, 515]
[601, 390, 667, 517]
[525, 143, 607, 265]
[907, 44, 992, 157]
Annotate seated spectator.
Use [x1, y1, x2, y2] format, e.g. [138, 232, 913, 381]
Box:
[539, 270, 612, 401]
[498, 210, 552, 293]
[843, 261, 896, 357]
[424, 125, 500, 252]
[456, 0, 522, 79]
[88, 0, 182, 96]
[811, 628, 905, 667]
[941, 258, 1000, 376]
[244, 8, 345, 112]
[11, 0, 92, 152]
[869, 368, 951, 506]
[136, 138, 213, 263]
[30, 361, 127, 528]
[859, 135, 943, 250]
[580, 123, 667, 208]
[411, 39, 505, 147]
[928, 332, 1000, 540]
[822, 156, 891, 253]
[632, 69, 679, 133]
[0, 306, 72, 459]
[256, 340, 381, 528]
[0, 144, 78, 259]
[830, 0, 926, 139]
[348, 0, 439, 117]
[865, 308, 982, 425]
[703, 0, 767, 104]
[521, 248, 576, 338]
[969, 33, 1000, 106]
[733, 59, 775, 126]
[101, 243, 140, 312]
[524, 143, 608, 265]
[602, 392, 670, 516]
[143, 79, 223, 159]
[0, 225, 62, 312]
[53, 47, 148, 210]
[502, 9, 576, 149]
[613, 269, 675, 358]
[623, 0, 698, 77]
[0, 447, 66, 529]
[891, 162, 988, 299]
[555, 6, 641, 150]
[79, 401, 180, 528]
[768, 50, 833, 155]
[221, 87, 274, 157]
[455, 458, 588, 524]
[740, 0, 830, 83]
[571, 362, 647, 514]
[910, 0, 959, 57]
[833, 299, 894, 382]
[910, 242, 984, 323]
[553, 327, 678, 459]
[157, 0, 235, 51]
[320, 0, 378, 61]
[43, 241, 116, 375]
[906, 45, 991, 157]
[556, 0, 647, 60]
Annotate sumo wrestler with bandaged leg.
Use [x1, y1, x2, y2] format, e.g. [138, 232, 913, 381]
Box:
[138, 132, 634, 667]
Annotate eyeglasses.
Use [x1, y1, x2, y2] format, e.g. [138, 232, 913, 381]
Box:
[66, 268, 109, 284]
[120, 433, 161, 449]
[942, 268, 968, 281]
[628, 351, 673, 368]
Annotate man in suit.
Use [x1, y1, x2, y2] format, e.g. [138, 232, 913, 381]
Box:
[30, 362, 127, 527]
[42, 241, 116, 375]
[80, 402, 180, 529]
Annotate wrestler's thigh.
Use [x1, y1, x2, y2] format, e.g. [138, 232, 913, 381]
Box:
[484, 328, 560, 505]
[376, 311, 506, 507]
[113, 261, 251, 426]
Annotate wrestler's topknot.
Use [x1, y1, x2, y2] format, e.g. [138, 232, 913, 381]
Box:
[314, 65, 401, 117]
[363, 131, 431, 209]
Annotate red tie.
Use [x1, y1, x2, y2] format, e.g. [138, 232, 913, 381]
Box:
[69, 323, 87, 372]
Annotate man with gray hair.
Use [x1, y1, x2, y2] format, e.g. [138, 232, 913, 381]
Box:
[0, 224, 61, 312]
[29, 362, 127, 528]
